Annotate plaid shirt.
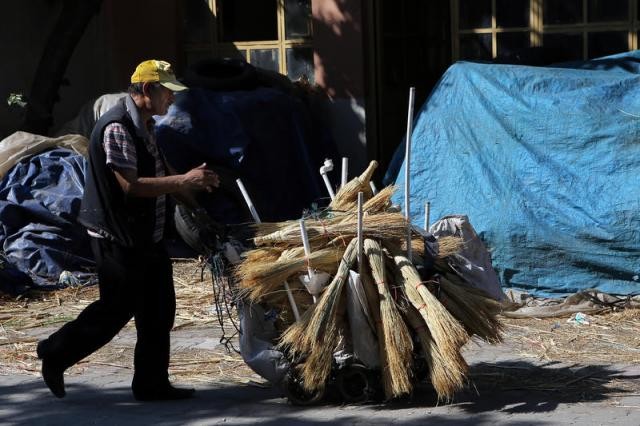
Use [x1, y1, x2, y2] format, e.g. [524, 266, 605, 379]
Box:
[103, 122, 166, 243]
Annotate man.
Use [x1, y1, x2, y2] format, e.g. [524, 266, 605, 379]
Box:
[36, 60, 219, 401]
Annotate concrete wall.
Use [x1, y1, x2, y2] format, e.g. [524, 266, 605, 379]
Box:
[0, 0, 179, 140]
[312, 0, 368, 175]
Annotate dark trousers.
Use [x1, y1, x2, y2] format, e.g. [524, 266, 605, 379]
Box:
[39, 237, 175, 391]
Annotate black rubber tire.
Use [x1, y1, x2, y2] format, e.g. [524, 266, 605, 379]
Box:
[173, 204, 221, 256]
[336, 364, 376, 403]
[282, 370, 325, 406]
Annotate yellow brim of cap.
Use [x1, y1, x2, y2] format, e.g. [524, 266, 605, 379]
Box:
[160, 80, 188, 92]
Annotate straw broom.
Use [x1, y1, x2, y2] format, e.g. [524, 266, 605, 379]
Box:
[237, 246, 345, 302]
[364, 238, 413, 399]
[402, 302, 468, 400]
[361, 185, 395, 214]
[253, 212, 410, 247]
[329, 161, 378, 211]
[438, 273, 503, 343]
[389, 252, 469, 362]
[278, 238, 358, 392]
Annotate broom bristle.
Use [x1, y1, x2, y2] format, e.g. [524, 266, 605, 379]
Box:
[253, 212, 410, 247]
[436, 236, 464, 258]
[330, 161, 378, 211]
[362, 185, 396, 214]
[278, 239, 358, 392]
[439, 274, 503, 343]
[364, 239, 413, 399]
[237, 246, 345, 302]
[391, 252, 469, 358]
[403, 303, 468, 400]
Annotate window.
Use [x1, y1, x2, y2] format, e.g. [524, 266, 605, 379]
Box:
[452, 0, 640, 62]
[455, 0, 532, 61]
[181, 0, 314, 82]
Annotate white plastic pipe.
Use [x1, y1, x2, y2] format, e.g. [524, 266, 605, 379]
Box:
[357, 192, 364, 275]
[341, 157, 348, 189]
[319, 158, 335, 200]
[369, 180, 378, 195]
[299, 219, 314, 279]
[405, 87, 416, 260]
[236, 178, 261, 223]
[283, 281, 301, 321]
[424, 201, 431, 231]
[236, 178, 300, 321]
[299, 218, 318, 304]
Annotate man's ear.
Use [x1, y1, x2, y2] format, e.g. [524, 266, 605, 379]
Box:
[142, 82, 154, 97]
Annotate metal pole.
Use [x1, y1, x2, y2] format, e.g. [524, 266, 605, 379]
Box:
[424, 201, 431, 231]
[404, 87, 416, 260]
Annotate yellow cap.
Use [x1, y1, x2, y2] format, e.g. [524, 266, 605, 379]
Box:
[130, 60, 187, 92]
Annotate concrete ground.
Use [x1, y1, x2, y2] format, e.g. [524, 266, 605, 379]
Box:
[1, 326, 639, 426]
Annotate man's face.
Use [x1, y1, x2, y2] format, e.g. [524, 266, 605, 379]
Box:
[147, 84, 175, 116]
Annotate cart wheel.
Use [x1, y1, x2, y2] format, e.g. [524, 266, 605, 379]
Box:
[336, 364, 375, 403]
[283, 370, 324, 406]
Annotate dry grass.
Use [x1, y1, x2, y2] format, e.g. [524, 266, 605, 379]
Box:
[0, 259, 261, 385]
[501, 308, 640, 364]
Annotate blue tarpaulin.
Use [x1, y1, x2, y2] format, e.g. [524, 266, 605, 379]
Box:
[0, 148, 93, 290]
[391, 51, 640, 297]
[155, 87, 337, 224]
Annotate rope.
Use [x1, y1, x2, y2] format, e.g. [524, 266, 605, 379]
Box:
[208, 253, 241, 354]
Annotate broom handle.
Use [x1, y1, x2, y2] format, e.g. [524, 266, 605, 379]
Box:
[357, 192, 364, 275]
[369, 180, 378, 195]
[341, 157, 348, 189]
[321, 173, 335, 200]
[405, 87, 416, 260]
[236, 178, 300, 321]
[299, 219, 318, 304]
[424, 201, 431, 231]
[283, 281, 301, 322]
[236, 179, 261, 223]
[299, 219, 314, 279]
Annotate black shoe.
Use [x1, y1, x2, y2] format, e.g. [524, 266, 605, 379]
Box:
[133, 385, 195, 402]
[37, 341, 66, 398]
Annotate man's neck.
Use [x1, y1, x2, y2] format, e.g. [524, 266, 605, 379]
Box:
[130, 94, 153, 125]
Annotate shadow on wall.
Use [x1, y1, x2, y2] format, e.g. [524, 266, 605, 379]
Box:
[311, 0, 368, 176]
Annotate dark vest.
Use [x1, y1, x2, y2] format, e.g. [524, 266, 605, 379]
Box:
[78, 98, 158, 247]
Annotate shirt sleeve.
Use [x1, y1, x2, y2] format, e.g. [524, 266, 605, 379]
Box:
[103, 122, 137, 172]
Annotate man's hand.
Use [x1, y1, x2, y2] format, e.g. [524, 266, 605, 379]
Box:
[182, 163, 220, 192]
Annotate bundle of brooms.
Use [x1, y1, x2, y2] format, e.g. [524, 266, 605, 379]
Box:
[235, 161, 503, 401]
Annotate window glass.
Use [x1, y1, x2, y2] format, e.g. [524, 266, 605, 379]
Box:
[497, 32, 531, 57]
[496, 0, 530, 28]
[286, 47, 314, 82]
[285, 0, 312, 39]
[182, 0, 212, 44]
[543, 33, 583, 60]
[587, 31, 628, 58]
[219, 0, 278, 42]
[250, 49, 279, 72]
[587, 0, 628, 22]
[459, 33, 492, 60]
[459, 0, 492, 29]
[543, 0, 583, 25]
